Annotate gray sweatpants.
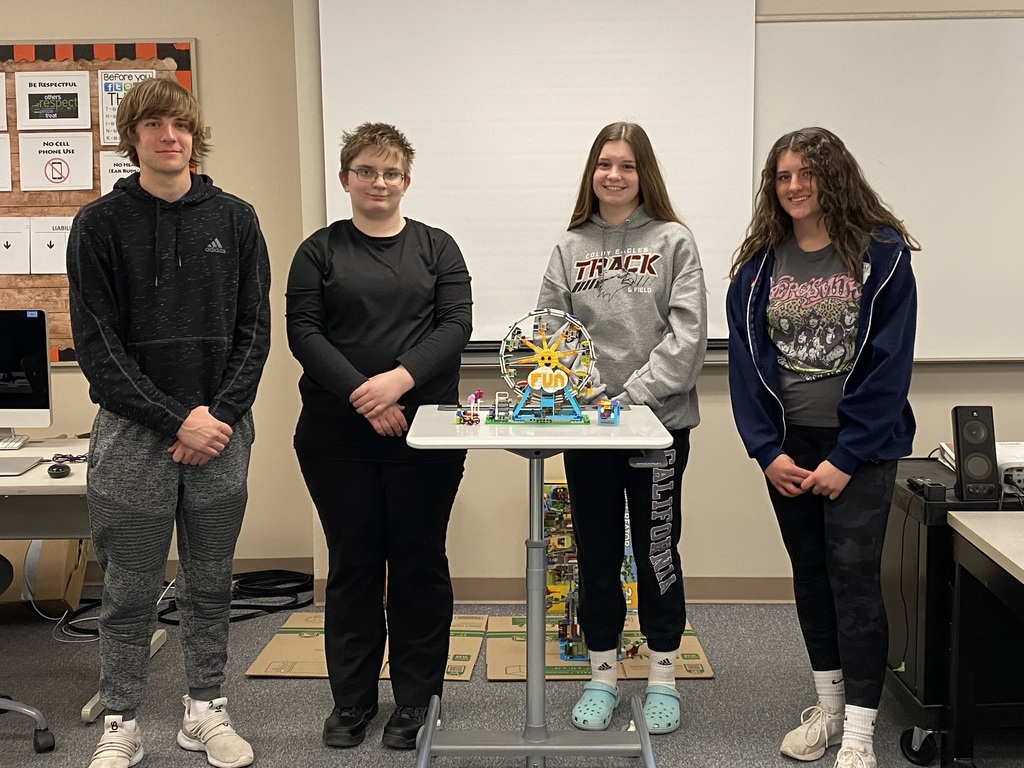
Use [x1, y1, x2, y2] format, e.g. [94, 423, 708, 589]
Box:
[87, 408, 254, 714]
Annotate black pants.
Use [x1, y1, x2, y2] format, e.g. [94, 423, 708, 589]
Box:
[768, 424, 897, 708]
[296, 453, 465, 709]
[563, 428, 690, 653]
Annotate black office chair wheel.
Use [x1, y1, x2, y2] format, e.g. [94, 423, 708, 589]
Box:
[900, 726, 937, 766]
[0, 693, 9, 714]
[32, 728, 55, 753]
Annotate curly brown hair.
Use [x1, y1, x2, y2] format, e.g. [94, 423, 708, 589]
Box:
[568, 122, 683, 230]
[730, 127, 919, 280]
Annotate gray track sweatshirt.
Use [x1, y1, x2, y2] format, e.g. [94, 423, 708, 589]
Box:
[537, 206, 707, 430]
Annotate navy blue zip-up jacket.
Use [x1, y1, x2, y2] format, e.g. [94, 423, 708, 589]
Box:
[726, 227, 916, 475]
[67, 172, 271, 437]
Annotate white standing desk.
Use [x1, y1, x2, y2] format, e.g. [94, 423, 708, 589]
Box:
[946, 511, 1024, 767]
[0, 437, 166, 724]
[407, 404, 673, 768]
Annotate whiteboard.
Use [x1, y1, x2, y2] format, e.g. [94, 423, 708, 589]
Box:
[319, 0, 755, 343]
[756, 18, 1024, 360]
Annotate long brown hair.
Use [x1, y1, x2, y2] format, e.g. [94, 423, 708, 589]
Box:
[568, 122, 683, 230]
[730, 127, 919, 280]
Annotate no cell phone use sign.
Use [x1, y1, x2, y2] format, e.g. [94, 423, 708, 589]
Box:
[18, 133, 95, 191]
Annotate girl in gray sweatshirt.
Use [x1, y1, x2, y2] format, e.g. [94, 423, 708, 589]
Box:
[537, 122, 707, 737]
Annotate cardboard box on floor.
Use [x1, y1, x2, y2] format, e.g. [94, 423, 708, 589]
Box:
[0, 539, 90, 613]
[486, 614, 713, 681]
[245, 613, 488, 682]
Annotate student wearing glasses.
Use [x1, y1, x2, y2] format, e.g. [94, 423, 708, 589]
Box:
[286, 123, 472, 751]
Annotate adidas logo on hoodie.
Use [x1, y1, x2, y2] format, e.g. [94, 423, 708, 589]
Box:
[205, 238, 227, 254]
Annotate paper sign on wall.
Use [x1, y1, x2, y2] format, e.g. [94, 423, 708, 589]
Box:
[98, 70, 155, 145]
[30, 217, 73, 274]
[100, 152, 138, 196]
[0, 134, 11, 192]
[0, 218, 31, 274]
[18, 133, 94, 192]
[15, 71, 91, 131]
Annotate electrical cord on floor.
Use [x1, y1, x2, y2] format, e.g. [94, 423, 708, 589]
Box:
[157, 569, 314, 626]
[56, 597, 102, 640]
[50, 570, 313, 638]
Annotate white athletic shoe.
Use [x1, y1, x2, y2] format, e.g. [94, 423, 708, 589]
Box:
[177, 695, 253, 768]
[89, 715, 143, 768]
[780, 704, 844, 761]
[834, 743, 877, 768]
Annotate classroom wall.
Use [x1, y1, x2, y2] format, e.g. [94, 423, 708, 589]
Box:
[9, 0, 1024, 601]
[6, 0, 311, 575]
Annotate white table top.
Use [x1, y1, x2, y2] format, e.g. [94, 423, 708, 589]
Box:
[948, 510, 1024, 585]
[0, 438, 88, 495]
[407, 405, 672, 451]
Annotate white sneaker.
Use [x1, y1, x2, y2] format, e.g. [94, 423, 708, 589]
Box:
[177, 696, 253, 768]
[89, 715, 143, 768]
[780, 704, 844, 761]
[835, 743, 877, 768]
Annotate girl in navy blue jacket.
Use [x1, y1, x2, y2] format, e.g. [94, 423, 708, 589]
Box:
[727, 127, 919, 768]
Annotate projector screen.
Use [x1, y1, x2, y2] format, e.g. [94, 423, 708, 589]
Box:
[319, 1, 755, 344]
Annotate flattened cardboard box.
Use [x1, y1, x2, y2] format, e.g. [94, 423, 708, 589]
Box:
[246, 612, 487, 682]
[0, 538, 89, 612]
[486, 614, 713, 681]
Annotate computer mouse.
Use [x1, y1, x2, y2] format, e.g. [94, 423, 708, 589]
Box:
[48, 463, 71, 479]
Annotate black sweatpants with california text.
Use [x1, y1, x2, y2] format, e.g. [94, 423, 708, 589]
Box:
[563, 428, 690, 654]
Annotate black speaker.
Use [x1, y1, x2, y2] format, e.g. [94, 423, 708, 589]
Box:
[951, 405, 999, 501]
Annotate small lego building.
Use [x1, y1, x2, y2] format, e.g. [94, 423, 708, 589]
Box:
[596, 398, 621, 426]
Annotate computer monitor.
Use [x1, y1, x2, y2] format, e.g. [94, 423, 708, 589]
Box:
[0, 309, 52, 441]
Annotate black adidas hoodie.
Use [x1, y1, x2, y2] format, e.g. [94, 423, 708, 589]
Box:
[67, 172, 271, 438]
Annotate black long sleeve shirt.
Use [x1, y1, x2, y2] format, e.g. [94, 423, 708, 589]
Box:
[286, 218, 472, 461]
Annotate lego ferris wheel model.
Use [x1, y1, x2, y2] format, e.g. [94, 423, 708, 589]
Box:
[496, 308, 597, 423]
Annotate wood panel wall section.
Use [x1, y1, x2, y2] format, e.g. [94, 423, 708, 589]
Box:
[0, 41, 194, 355]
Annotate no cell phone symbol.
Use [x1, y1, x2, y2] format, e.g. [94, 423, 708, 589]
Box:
[44, 157, 70, 184]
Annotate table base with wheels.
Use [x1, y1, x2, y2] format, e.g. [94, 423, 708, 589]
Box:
[415, 449, 655, 768]
[407, 406, 672, 768]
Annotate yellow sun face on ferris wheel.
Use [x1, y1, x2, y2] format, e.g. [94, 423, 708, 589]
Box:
[499, 308, 596, 402]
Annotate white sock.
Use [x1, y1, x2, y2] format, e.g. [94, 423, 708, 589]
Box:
[589, 649, 618, 688]
[647, 648, 678, 689]
[812, 669, 845, 713]
[842, 705, 877, 751]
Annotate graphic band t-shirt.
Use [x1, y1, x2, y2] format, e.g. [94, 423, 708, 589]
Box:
[767, 238, 862, 427]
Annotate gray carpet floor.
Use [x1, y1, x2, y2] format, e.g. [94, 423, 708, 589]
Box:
[1, 599, 1021, 767]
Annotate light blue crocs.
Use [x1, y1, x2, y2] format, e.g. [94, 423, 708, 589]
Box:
[571, 681, 620, 731]
[644, 685, 680, 734]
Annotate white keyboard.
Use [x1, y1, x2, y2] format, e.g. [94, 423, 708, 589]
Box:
[0, 434, 30, 450]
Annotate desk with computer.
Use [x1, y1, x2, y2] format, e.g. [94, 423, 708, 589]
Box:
[0, 308, 79, 751]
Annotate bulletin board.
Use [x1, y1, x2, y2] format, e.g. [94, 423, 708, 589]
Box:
[0, 40, 196, 354]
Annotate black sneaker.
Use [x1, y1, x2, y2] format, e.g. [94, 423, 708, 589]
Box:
[323, 703, 378, 748]
[382, 705, 428, 750]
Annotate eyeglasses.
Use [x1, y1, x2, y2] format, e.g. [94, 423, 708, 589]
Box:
[349, 167, 406, 185]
